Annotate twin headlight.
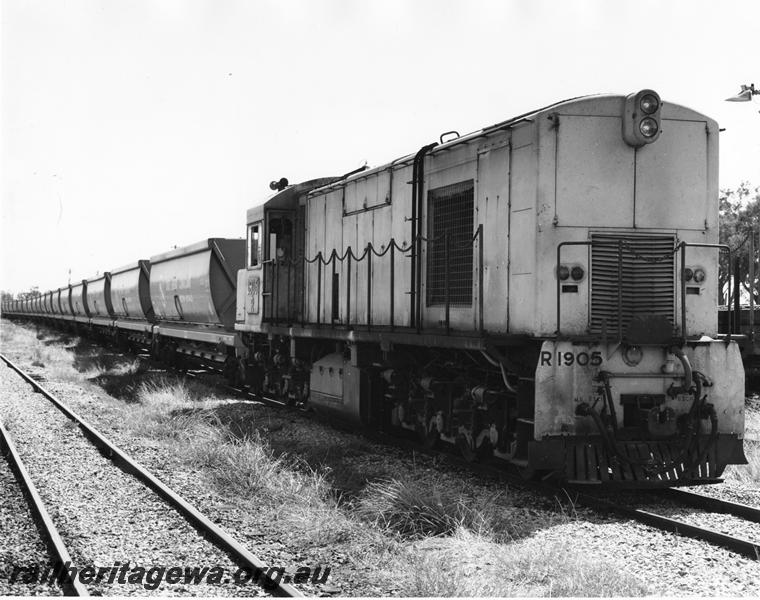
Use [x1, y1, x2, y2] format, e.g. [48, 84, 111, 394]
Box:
[623, 89, 662, 146]
[683, 266, 706, 284]
[557, 264, 585, 282]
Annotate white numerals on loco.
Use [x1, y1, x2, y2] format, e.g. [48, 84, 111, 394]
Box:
[539, 350, 603, 368]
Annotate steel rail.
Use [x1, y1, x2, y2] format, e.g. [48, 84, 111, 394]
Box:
[661, 488, 760, 524]
[568, 488, 760, 560]
[0, 353, 303, 598]
[13, 340, 758, 566]
[186, 369, 760, 560]
[323, 416, 760, 561]
[0, 421, 90, 596]
[409, 441, 760, 560]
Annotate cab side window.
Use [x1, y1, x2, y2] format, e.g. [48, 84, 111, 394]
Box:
[249, 222, 262, 267]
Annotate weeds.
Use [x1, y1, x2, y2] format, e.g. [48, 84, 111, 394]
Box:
[186, 432, 332, 503]
[724, 439, 760, 484]
[123, 378, 220, 441]
[355, 477, 503, 539]
[30, 343, 86, 381]
[1, 411, 20, 432]
[723, 405, 760, 484]
[0, 319, 654, 596]
[400, 528, 650, 597]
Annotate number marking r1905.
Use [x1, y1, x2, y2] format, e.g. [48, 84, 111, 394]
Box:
[540, 351, 602, 367]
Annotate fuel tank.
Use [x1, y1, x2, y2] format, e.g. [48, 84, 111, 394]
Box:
[149, 238, 245, 328]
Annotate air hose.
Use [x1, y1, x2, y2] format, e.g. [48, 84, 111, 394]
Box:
[667, 345, 693, 397]
[578, 368, 717, 476]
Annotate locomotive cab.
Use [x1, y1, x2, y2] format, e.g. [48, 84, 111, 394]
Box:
[236, 177, 338, 331]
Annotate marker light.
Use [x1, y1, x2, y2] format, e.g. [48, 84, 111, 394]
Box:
[684, 268, 693, 281]
[693, 268, 706, 283]
[640, 118, 659, 138]
[640, 94, 660, 114]
[558, 265, 570, 280]
[571, 266, 585, 281]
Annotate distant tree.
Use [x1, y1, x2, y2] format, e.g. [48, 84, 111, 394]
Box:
[1, 291, 13, 303]
[719, 182, 760, 304]
[16, 287, 41, 300]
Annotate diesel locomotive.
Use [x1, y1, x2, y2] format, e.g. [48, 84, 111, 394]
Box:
[3, 90, 747, 486]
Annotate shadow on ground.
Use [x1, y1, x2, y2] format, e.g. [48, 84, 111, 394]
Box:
[203, 401, 385, 497]
[23, 321, 572, 541]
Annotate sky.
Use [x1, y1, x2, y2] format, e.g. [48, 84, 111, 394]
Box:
[2, 0, 759, 294]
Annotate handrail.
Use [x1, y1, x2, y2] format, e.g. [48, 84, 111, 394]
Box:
[555, 239, 732, 343]
[262, 226, 484, 334]
[678, 242, 732, 341]
[556, 240, 627, 341]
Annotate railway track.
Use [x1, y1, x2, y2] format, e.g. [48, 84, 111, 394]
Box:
[184, 363, 760, 561]
[568, 487, 760, 560]
[0, 352, 302, 597]
[8, 335, 760, 573]
[0, 421, 89, 596]
[378, 432, 760, 559]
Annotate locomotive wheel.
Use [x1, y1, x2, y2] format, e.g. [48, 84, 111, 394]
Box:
[517, 465, 551, 481]
[423, 427, 440, 449]
[456, 434, 477, 463]
[477, 438, 494, 460]
[285, 382, 302, 407]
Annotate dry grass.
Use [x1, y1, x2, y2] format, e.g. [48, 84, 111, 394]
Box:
[1, 320, 654, 596]
[1, 321, 140, 381]
[186, 432, 332, 503]
[127, 377, 221, 441]
[121, 376, 362, 543]
[87, 373, 653, 596]
[355, 477, 502, 539]
[397, 528, 650, 597]
[724, 442, 760, 484]
[723, 404, 760, 483]
[25, 336, 87, 381]
[1, 410, 20, 432]
[1, 321, 97, 381]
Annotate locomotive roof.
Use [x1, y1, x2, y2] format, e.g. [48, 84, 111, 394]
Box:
[304, 93, 593, 195]
[305, 91, 713, 195]
[246, 177, 340, 218]
[251, 91, 712, 206]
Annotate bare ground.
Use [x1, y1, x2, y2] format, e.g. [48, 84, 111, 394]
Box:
[3, 318, 760, 596]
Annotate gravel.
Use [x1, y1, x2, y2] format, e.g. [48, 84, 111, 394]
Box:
[632, 495, 760, 544]
[5, 320, 760, 596]
[692, 480, 760, 507]
[40, 387, 760, 596]
[515, 517, 760, 596]
[0, 450, 62, 596]
[0, 360, 270, 596]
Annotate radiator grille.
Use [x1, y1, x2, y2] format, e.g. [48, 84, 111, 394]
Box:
[590, 234, 675, 334]
[426, 180, 474, 306]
